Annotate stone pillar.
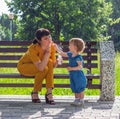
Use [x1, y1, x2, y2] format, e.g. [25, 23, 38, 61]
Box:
[100, 41, 115, 101]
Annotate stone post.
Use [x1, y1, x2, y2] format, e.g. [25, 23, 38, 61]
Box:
[100, 41, 115, 101]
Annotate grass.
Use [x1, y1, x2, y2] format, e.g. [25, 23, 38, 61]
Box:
[115, 52, 120, 95]
[0, 52, 119, 96]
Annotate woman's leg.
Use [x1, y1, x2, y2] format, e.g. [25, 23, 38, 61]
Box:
[17, 62, 39, 76]
[17, 62, 48, 102]
[45, 59, 55, 104]
[45, 59, 54, 90]
[34, 66, 48, 92]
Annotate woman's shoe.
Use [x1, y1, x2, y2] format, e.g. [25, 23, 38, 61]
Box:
[45, 93, 55, 105]
[31, 92, 41, 103]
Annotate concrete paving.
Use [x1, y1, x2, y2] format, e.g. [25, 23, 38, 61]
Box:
[0, 95, 120, 119]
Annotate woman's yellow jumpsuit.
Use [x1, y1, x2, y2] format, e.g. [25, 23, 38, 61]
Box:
[17, 43, 56, 92]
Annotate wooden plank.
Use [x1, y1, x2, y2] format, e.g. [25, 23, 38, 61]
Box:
[0, 55, 21, 60]
[0, 41, 97, 46]
[0, 73, 100, 79]
[62, 47, 97, 53]
[55, 41, 97, 46]
[0, 83, 70, 88]
[0, 83, 101, 89]
[0, 62, 98, 68]
[84, 48, 97, 53]
[87, 84, 101, 89]
[0, 40, 69, 46]
[0, 41, 31, 46]
[0, 47, 97, 53]
[83, 56, 97, 60]
[0, 48, 27, 52]
[0, 55, 97, 61]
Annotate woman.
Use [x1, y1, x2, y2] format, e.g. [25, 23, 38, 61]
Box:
[17, 28, 57, 105]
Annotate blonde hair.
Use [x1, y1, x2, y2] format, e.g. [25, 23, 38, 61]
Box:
[69, 38, 85, 53]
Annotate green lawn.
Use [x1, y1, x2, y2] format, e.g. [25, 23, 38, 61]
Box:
[0, 52, 119, 96]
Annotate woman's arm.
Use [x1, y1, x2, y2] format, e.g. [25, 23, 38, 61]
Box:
[34, 47, 50, 71]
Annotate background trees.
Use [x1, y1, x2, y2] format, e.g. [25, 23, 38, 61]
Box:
[0, 13, 17, 40]
[0, 14, 10, 40]
[5, 0, 112, 42]
[107, 0, 120, 50]
[0, 0, 119, 50]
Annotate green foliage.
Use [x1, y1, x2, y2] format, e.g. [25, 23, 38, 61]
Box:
[0, 14, 10, 40]
[107, 0, 120, 50]
[0, 13, 18, 40]
[6, 0, 112, 41]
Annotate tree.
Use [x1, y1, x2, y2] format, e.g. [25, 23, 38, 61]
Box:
[6, 0, 112, 41]
[107, 0, 120, 50]
[0, 13, 17, 40]
[0, 14, 10, 40]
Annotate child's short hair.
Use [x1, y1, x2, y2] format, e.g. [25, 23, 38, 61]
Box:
[69, 38, 85, 53]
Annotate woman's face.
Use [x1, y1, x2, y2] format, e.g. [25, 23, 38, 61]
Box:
[40, 35, 52, 46]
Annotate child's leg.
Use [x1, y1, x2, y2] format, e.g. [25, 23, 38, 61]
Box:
[78, 91, 85, 106]
[79, 91, 84, 99]
[71, 93, 80, 105]
[75, 93, 79, 98]
[71, 92, 84, 106]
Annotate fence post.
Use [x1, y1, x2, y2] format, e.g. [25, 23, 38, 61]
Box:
[100, 41, 115, 101]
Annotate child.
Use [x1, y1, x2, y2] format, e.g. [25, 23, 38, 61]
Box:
[55, 38, 87, 106]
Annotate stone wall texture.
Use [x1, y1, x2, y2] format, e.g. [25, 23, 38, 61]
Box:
[100, 41, 115, 101]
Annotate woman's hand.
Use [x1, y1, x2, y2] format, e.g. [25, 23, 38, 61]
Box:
[44, 43, 51, 57]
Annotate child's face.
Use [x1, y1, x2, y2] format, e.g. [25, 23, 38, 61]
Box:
[69, 43, 77, 53]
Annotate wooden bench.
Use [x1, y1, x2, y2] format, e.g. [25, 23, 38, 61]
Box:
[0, 40, 101, 89]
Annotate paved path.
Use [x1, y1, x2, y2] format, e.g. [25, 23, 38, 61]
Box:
[0, 95, 120, 119]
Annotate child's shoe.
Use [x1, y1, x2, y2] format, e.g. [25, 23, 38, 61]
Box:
[80, 99, 84, 107]
[71, 99, 84, 107]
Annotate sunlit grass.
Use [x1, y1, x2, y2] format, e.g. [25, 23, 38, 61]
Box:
[115, 52, 120, 95]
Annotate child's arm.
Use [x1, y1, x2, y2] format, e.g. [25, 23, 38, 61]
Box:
[67, 61, 82, 71]
[54, 43, 68, 57]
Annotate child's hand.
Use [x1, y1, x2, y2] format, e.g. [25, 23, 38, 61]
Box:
[53, 43, 62, 54]
[53, 43, 58, 50]
[67, 67, 72, 71]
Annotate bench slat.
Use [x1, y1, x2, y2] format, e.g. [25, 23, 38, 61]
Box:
[0, 55, 97, 60]
[61, 47, 97, 53]
[0, 73, 100, 79]
[0, 41, 98, 46]
[0, 62, 98, 68]
[87, 84, 101, 89]
[0, 83, 101, 89]
[0, 41, 31, 46]
[0, 55, 21, 60]
[0, 83, 69, 88]
[0, 48, 27, 52]
[0, 40, 66, 46]
[58, 41, 97, 46]
[0, 47, 97, 53]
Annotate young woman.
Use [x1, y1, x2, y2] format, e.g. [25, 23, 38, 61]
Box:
[17, 28, 57, 105]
